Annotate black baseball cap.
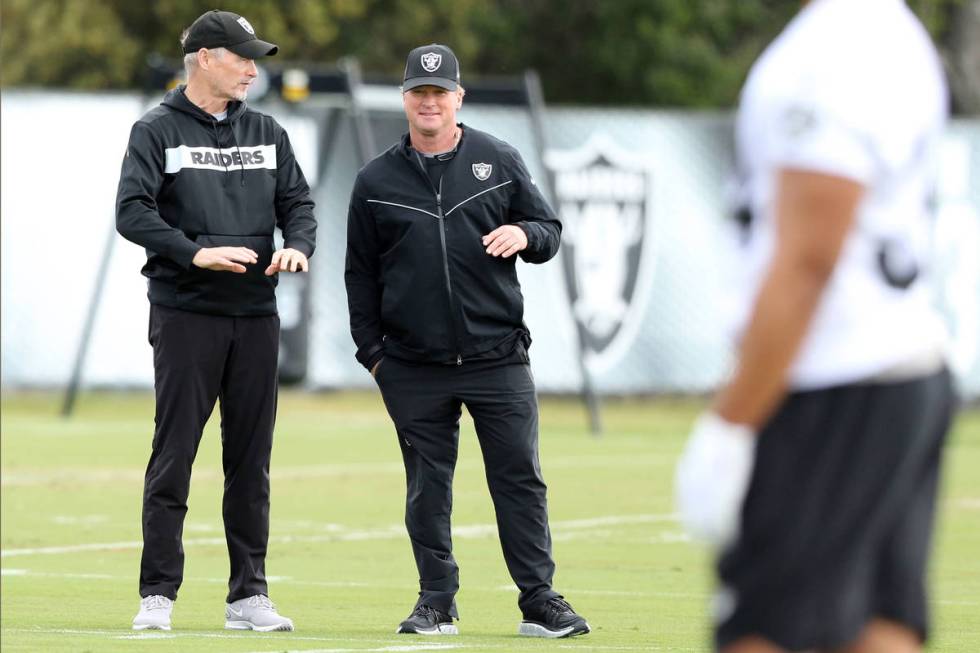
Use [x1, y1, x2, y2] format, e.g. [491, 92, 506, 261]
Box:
[182, 10, 278, 59]
[403, 44, 460, 91]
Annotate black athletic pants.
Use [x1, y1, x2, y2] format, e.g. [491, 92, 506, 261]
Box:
[139, 304, 280, 603]
[374, 351, 560, 618]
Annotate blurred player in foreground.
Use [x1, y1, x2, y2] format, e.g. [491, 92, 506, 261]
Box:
[676, 0, 957, 651]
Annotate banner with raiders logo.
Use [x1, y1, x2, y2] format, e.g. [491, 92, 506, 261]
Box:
[3, 94, 977, 400]
[545, 134, 659, 373]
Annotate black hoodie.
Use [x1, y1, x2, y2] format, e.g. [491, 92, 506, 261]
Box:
[116, 86, 316, 316]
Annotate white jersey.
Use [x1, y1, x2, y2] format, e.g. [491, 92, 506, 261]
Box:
[733, 0, 949, 389]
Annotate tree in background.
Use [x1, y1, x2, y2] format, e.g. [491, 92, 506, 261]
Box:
[0, 0, 140, 88]
[941, 0, 980, 113]
[465, 0, 798, 107]
[1, 0, 974, 112]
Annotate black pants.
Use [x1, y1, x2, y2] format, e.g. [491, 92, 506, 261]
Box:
[374, 353, 560, 618]
[140, 304, 280, 603]
[716, 368, 956, 651]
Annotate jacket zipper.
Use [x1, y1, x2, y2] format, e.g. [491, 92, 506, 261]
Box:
[436, 178, 463, 366]
[416, 153, 463, 365]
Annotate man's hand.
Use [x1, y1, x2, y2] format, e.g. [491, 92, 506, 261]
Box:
[192, 246, 258, 273]
[265, 248, 309, 275]
[675, 413, 757, 549]
[482, 225, 528, 258]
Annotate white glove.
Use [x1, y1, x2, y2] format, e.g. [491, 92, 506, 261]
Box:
[675, 412, 758, 549]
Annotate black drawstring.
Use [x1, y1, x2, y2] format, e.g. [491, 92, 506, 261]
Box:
[210, 122, 224, 170]
[210, 116, 246, 187]
[230, 121, 246, 187]
[210, 120, 229, 178]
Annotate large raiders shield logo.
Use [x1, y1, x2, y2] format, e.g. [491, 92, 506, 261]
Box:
[545, 134, 658, 372]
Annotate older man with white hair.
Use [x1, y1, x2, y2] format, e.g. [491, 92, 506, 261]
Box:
[116, 9, 316, 633]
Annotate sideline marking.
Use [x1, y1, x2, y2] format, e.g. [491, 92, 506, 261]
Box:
[9, 573, 972, 608]
[1, 455, 653, 487]
[239, 647, 465, 653]
[3, 628, 464, 646]
[0, 629, 690, 651]
[1, 568, 694, 599]
[1, 514, 674, 558]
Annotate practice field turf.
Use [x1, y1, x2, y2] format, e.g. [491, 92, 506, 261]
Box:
[1, 391, 977, 652]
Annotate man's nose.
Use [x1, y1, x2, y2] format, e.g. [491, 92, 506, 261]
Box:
[246, 60, 258, 76]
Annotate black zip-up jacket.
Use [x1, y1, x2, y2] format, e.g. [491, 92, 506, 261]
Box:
[116, 86, 316, 316]
[345, 124, 561, 369]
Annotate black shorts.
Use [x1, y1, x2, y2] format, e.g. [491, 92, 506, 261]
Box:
[715, 368, 956, 651]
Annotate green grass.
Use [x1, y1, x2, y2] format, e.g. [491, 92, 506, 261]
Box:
[1, 391, 977, 652]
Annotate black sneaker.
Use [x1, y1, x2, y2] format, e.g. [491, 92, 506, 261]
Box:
[519, 597, 591, 638]
[395, 604, 458, 635]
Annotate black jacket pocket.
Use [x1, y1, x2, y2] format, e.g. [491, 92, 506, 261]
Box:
[175, 234, 277, 315]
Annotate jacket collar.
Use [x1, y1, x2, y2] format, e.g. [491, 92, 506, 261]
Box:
[399, 123, 467, 160]
[162, 85, 247, 124]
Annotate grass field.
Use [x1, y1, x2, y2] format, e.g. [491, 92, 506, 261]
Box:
[1, 391, 978, 652]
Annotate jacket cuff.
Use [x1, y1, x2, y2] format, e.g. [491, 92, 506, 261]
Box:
[515, 221, 539, 253]
[173, 240, 203, 270]
[366, 350, 385, 371]
[356, 342, 385, 371]
[283, 240, 313, 258]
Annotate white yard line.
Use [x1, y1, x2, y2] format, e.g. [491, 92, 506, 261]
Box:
[0, 464, 405, 487]
[1, 455, 654, 487]
[3, 628, 464, 647]
[1, 569, 119, 579]
[0, 568, 698, 599]
[940, 599, 980, 606]
[5, 569, 975, 608]
[51, 514, 109, 525]
[1, 628, 680, 651]
[0, 627, 694, 652]
[238, 647, 466, 653]
[0, 569, 374, 589]
[1, 514, 673, 558]
[2, 537, 218, 557]
[555, 640, 704, 653]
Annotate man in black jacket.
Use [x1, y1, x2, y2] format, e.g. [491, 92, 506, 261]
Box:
[345, 44, 590, 639]
[116, 10, 315, 633]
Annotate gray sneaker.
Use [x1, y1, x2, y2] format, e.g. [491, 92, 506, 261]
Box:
[132, 595, 173, 630]
[225, 594, 294, 632]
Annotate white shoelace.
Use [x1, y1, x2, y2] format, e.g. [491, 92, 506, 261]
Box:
[141, 595, 172, 611]
[247, 595, 275, 610]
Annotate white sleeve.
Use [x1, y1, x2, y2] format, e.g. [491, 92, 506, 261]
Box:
[770, 63, 883, 184]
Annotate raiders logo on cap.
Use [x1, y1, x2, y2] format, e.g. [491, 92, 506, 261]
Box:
[421, 52, 442, 72]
